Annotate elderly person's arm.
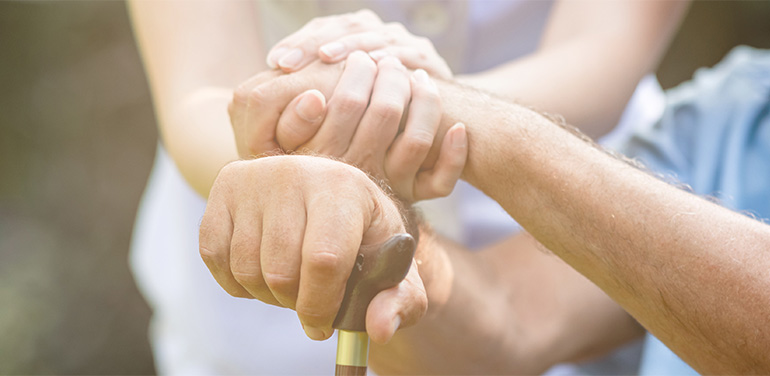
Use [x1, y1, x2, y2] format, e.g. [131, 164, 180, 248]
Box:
[202, 78, 770, 374]
[200, 154, 644, 374]
[435, 80, 770, 373]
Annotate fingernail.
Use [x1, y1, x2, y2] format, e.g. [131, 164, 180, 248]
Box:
[296, 90, 325, 122]
[414, 69, 429, 84]
[278, 48, 304, 70]
[267, 47, 289, 69]
[368, 49, 388, 61]
[320, 42, 346, 60]
[304, 326, 326, 341]
[451, 123, 467, 148]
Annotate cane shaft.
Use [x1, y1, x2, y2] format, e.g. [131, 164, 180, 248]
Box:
[333, 234, 415, 376]
[335, 330, 368, 375]
[334, 365, 367, 376]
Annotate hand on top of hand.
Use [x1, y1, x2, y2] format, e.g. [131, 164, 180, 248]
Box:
[266, 9, 452, 80]
[229, 51, 467, 202]
[199, 155, 429, 343]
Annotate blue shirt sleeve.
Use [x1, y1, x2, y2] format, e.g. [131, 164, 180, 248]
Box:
[608, 46, 770, 375]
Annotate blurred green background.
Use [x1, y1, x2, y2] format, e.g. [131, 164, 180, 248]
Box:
[0, 1, 767, 374]
[0, 1, 155, 374]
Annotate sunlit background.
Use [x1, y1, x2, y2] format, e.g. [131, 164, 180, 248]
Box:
[0, 1, 768, 374]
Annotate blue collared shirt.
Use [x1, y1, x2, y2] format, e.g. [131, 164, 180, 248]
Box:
[609, 46, 770, 375]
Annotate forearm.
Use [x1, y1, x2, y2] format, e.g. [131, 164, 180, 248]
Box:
[128, 0, 265, 197]
[371, 226, 644, 374]
[458, 0, 688, 137]
[370, 231, 535, 375]
[438, 81, 770, 373]
[158, 88, 238, 197]
[458, 37, 647, 138]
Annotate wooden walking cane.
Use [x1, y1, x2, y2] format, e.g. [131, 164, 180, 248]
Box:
[332, 233, 417, 376]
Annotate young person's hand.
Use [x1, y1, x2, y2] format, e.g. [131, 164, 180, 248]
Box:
[266, 10, 452, 80]
[229, 53, 467, 202]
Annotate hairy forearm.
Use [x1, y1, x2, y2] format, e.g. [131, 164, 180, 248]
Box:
[370, 225, 644, 374]
[436, 81, 770, 373]
[370, 230, 543, 375]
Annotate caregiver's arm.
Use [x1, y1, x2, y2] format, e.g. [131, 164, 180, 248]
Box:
[458, 0, 689, 135]
[267, 1, 689, 137]
[435, 81, 770, 373]
[128, 1, 265, 197]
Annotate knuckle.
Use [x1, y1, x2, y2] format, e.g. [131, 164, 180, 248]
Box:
[325, 163, 361, 183]
[263, 271, 297, 295]
[218, 164, 250, 191]
[218, 160, 242, 178]
[226, 289, 252, 299]
[232, 85, 250, 106]
[429, 179, 453, 198]
[231, 267, 264, 289]
[248, 85, 269, 106]
[345, 147, 378, 173]
[295, 306, 330, 328]
[348, 19, 363, 31]
[343, 16, 365, 32]
[402, 132, 433, 156]
[413, 81, 440, 102]
[302, 34, 325, 50]
[378, 56, 405, 71]
[333, 92, 368, 113]
[379, 29, 399, 45]
[311, 141, 347, 158]
[369, 100, 404, 122]
[199, 245, 224, 266]
[348, 50, 378, 70]
[304, 247, 346, 276]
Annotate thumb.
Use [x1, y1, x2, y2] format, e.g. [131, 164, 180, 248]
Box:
[365, 260, 428, 344]
[275, 89, 327, 151]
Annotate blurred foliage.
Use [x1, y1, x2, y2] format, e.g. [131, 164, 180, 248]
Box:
[0, 1, 156, 374]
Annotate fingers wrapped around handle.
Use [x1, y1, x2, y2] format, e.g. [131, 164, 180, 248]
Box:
[334, 233, 416, 332]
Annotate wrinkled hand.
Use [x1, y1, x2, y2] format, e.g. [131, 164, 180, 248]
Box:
[229, 53, 467, 202]
[199, 155, 428, 343]
[266, 9, 452, 80]
[228, 58, 342, 158]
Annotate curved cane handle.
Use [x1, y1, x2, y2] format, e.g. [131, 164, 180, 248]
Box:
[333, 233, 416, 331]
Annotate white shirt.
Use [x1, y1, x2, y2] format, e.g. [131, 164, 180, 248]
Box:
[130, 1, 656, 373]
